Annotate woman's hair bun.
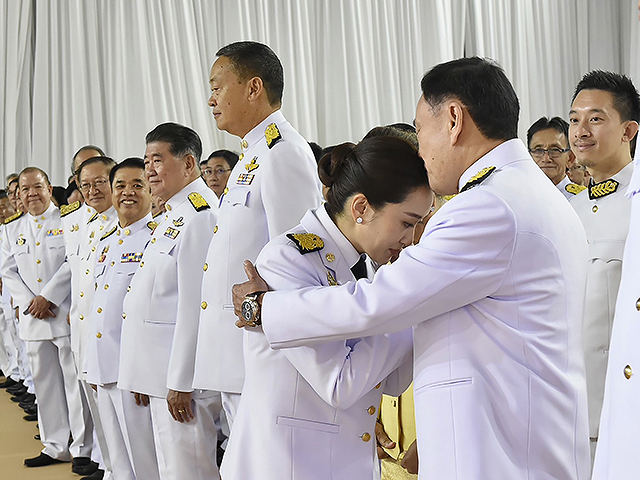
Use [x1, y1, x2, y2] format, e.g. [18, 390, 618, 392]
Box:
[318, 142, 356, 188]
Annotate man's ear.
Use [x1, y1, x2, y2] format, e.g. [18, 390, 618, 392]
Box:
[447, 100, 465, 146]
[247, 76, 264, 102]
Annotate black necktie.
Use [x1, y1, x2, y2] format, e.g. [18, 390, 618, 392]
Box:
[351, 255, 368, 280]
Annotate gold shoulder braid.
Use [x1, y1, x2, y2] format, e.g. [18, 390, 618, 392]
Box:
[565, 183, 586, 195]
[588, 179, 619, 200]
[4, 211, 24, 224]
[100, 225, 118, 241]
[265, 123, 282, 149]
[188, 192, 210, 212]
[286, 233, 324, 254]
[60, 201, 81, 217]
[460, 166, 496, 193]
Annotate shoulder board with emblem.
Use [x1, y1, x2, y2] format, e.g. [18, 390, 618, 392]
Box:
[286, 233, 324, 254]
[460, 166, 496, 193]
[147, 221, 159, 232]
[565, 183, 586, 195]
[188, 192, 210, 212]
[588, 179, 619, 200]
[100, 225, 118, 241]
[3, 211, 24, 225]
[87, 212, 99, 223]
[60, 201, 81, 217]
[265, 123, 282, 149]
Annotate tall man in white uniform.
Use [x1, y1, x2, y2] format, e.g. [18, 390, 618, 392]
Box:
[1, 167, 91, 469]
[527, 116, 586, 199]
[119, 123, 220, 479]
[567, 71, 639, 461]
[234, 58, 591, 480]
[592, 8, 640, 476]
[193, 41, 322, 427]
[86, 158, 159, 480]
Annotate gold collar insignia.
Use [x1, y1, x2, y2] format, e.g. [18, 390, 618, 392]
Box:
[286, 233, 324, 254]
[588, 179, 619, 200]
[265, 123, 282, 149]
[460, 166, 496, 193]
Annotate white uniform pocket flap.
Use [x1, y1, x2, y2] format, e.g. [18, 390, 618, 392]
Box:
[276, 416, 340, 434]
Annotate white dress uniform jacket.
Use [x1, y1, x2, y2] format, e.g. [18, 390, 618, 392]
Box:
[119, 178, 217, 399]
[60, 202, 95, 363]
[221, 206, 413, 480]
[194, 110, 322, 393]
[2, 203, 70, 338]
[261, 140, 591, 480]
[557, 175, 586, 200]
[592, 148, 640, 479]
[569, 162, 633, 441]
[85, 214, 153, 386]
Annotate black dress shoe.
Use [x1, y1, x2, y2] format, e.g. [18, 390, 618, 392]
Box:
[19, 393, 36, 408]
[6, 383, 26, 395]
[12, 391, 33, 403]
[23, 404, 37, 415]
[24, 413, 38, 422]
[81, 469, 105, 480]
[24, 452, 66, 467]
[0, 377, 19, 388]
[72, 457, 99, 476]
[34, 434, 40, 440]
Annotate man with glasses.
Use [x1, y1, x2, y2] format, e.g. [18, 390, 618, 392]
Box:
[568, 71, 640, 462]
[527, 116, 586, 199]
[62, 153, 117, 479]
[200, 150, 239, 199]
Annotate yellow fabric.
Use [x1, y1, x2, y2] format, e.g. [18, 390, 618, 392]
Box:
[379, 384, 416, 459]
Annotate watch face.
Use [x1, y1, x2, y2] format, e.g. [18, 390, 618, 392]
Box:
[241, 300, 253, 322]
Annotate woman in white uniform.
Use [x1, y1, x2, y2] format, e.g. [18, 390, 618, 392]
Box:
[221, 136, 433, 480]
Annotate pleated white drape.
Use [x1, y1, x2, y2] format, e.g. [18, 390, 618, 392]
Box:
[1, 0, 638, 185]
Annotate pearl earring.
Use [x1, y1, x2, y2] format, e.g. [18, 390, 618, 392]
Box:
[356, 217, 363, 224]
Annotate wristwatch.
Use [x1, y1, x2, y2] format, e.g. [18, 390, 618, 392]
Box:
[241, 292, 266, 327]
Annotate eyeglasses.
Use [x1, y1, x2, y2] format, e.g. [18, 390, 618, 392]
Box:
[79, 179, 109, 192]
[529, 148, 570, 159]
[202, 168, 231, 177]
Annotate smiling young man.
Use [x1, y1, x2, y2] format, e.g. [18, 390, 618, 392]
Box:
[118, 122, 220, 479]
[1, 167, 91, 470]
[567, 71, 640, 462]
[84, 158, 159, 480]
[527, 116, 586, 199]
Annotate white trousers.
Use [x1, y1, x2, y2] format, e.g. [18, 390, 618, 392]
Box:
[26, 336, 92, 460]
[149, 394, 220, 480]
[81, 380, 114, 478]
[98, 384, 160, 480]
[221, 392, 242, 433]
[0, 307, 19, 379]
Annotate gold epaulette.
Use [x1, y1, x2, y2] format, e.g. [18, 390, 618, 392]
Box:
[588, 179, 619, 200]
[265, 123, 282, 149]
[147, 221, 159, 232]
[460, 166, 496, 193]
[60, 201, 81, 217]
[87, 212, 99, 223]
[100, 225, 117, 241]
[565, 183, 586, 195]
[188, 192, 210, 212]
[286, 233, 324, 254]
[4, 211, 24, 225]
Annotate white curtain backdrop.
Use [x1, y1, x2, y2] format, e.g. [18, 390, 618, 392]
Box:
[1, 0, 638, 185]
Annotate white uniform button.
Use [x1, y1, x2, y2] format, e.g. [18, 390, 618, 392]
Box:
[203, 263, 208, 271]
[96, 332, 102, 338]
[79, 315, 84, 321]
[624, 365, 633, 379]
[367, 406, 376, 415]
[592, 205, 598, 213]
[201, 301, 208, 310]
[122, 313, 126, 319]
[361, 433, 371, 442]
[36, 259, 41, 264]
[80, 291, 84, 297]
[97, 308, 102, 314]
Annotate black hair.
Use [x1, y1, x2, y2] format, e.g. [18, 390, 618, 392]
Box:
[206, 149, 240, 170]
[145, 122, 203, 163]
[65, 181, 79, 201]
[76, 156, 117, 181]
[0, 190, 7, 200]
[572, 70, 640, 155]
[318, 136, 429, 221]
[216, 41, 284, 107]
[308, 142, 323, 163]
[18, 167, 51, 186]
[109, 157, 146, 185]
[52, 186, 67, 207]
[71, 145, 106, 174]
[526, 116, 570, 148]
[363, 125, 419, 150]
[420, 57, 519, 141]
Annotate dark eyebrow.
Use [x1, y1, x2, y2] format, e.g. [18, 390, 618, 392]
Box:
[404, 211, 424, 220]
